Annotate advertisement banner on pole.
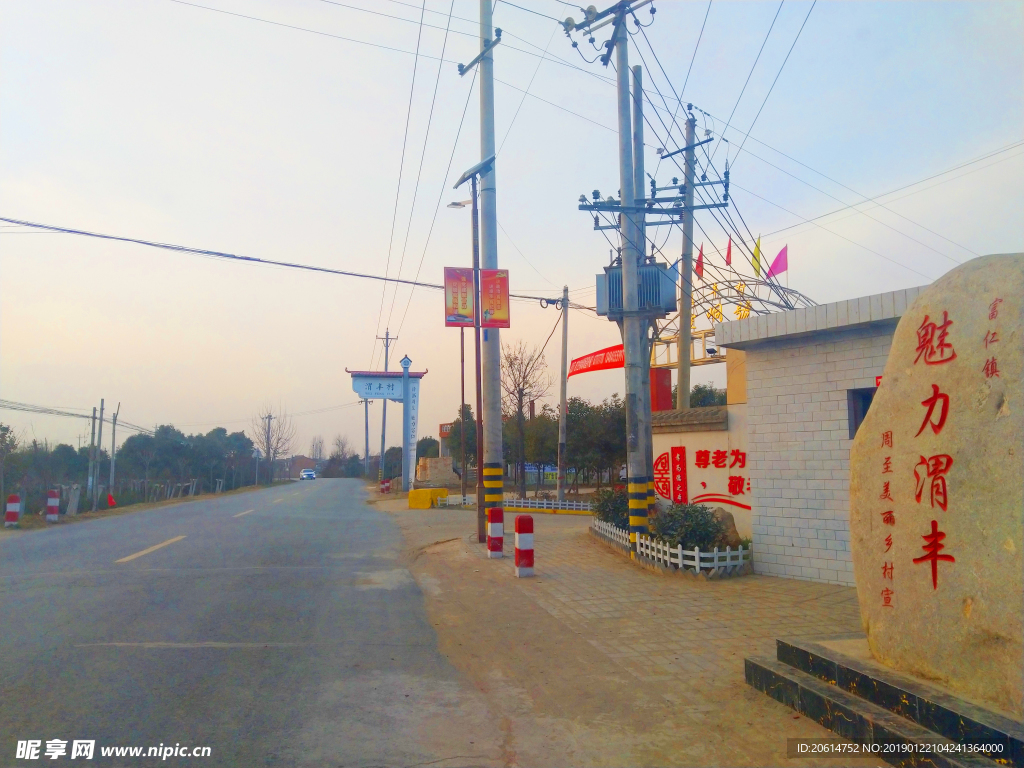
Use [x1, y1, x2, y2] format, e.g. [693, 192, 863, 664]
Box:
[444, 267, 475, 327]
[480, 269, 510, 328]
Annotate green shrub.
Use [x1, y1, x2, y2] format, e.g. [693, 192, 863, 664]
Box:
[592, 487, 628, 529]
[649, 503, 725, 551]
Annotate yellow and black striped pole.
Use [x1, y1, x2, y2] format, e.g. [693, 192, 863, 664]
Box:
[483, 462, 504, 537]
[628, 476, 649, 555]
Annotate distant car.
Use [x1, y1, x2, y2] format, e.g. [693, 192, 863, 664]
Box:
[299, 469, 316, 480]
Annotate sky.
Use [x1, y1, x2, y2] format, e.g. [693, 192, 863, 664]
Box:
[1, 0, 1022, 456]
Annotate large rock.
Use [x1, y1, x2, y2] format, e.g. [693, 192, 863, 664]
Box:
[850, 254, 1023, 718]
[713, 507, 743, 548]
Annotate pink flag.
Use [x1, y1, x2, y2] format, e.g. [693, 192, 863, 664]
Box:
[766, 245, 788, 278]
[695, 244, 704, 280]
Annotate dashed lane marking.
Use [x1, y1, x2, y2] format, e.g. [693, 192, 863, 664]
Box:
[115, 536, 186, 564]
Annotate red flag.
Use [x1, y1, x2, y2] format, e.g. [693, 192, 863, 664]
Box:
[695, 244, 704, 280]
[726, 238, 732, 266]
[107, 493, 116, 508]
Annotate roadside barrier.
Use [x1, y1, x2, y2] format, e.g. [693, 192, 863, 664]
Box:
[5, 494, 19, 528]
[514, 515, 534, 578]
[486, 508, 503, 559]
[46, 490, 60, 522]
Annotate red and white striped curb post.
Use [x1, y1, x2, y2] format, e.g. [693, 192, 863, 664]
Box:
[486, 508, 503, 559]
[514, 515, 534, 578]
[5, 494, 20, 528]
[46, 490, 60, 522]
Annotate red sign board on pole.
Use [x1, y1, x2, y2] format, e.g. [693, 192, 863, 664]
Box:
[480, 269, 510, 328]
[444, 267, 475, 327]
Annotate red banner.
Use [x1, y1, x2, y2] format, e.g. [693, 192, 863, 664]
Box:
[480, 269, 510, 328]
[567, 344, 624, 378]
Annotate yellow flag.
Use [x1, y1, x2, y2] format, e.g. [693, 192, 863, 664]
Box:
[753, 236, 761, 277]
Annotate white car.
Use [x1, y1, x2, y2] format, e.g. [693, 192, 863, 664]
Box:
[299, 469, 316, 480]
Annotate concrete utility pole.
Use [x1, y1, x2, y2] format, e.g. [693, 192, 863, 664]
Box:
[632, 64, 655, 512]
[361, 399, 371, 477]
[87, 408, 96, 499]
[108, 403, 120, 490]
[460, 327, 467, 500]
[676, 112, 697, 410]
[477, 0, 505, 529]
[556, 285, 569, 501]
[611, 16, 649, 549]
[92, 399, 104, 511]
[377, 329, 395, 483]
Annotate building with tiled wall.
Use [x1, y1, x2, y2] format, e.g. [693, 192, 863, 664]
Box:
[714, 287, 926, 586]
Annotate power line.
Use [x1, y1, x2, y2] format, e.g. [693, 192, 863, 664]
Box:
[371, 0, 428, 370]
[394, 68, 479, 339]
[709, 0, 784, 163]
[383, 0, 457, 339]
[732, 0, 816, 164]
[0, 216, 589, 308]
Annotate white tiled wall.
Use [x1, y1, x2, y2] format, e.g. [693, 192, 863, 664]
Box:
[746, 325, 895, 585]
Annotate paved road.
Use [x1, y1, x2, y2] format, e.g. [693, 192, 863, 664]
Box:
[0, 480, 496, 767]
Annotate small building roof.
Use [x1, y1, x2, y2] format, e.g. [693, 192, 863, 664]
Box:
[714, 285, 927, 350]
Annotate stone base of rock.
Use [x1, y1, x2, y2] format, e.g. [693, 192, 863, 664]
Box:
[415, 456, 460, 486]
[745, 634, 1023, 767]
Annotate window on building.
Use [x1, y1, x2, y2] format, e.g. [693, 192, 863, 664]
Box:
[847, 387, 877, 438]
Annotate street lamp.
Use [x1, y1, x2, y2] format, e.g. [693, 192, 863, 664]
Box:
[453, 154, 494, 543]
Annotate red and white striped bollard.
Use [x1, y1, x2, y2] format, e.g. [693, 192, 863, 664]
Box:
[486, 508, 503, 559]
[46, 490, 60, 523]
[5, 494, 20, 528]
[514, 515, 534, 578]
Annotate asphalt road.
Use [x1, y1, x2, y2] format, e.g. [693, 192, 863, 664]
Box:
[0, 480, 496, 767]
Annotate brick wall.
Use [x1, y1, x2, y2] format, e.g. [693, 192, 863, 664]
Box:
[746, 324, 895, 586]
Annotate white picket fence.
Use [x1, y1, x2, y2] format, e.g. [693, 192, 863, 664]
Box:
[592, 518, 630, 548]
[592, 519, 751, 575]
[435, 494, 593, 513]
[503, 497, 592, 513]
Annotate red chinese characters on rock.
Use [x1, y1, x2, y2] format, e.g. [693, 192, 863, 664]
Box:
[881, 510, 895, 526]
[915, 311, 957, 366]
[882, 456, 893, 474]
[881, 588, 895, 608]
[879, 481, 893, 501]
[912, 519, 955, 589]
[989, 297, 1003, 320]
[916, 384, 949, 437]
[914, 454, 953, 511]
[882, 431, 893, 449]
[983, 357, 1000, 379]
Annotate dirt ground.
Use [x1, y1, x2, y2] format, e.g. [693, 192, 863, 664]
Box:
[374, 497, 885, 768]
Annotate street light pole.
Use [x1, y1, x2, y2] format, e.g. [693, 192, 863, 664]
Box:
[460, 327, 467, 500]
[471, 174, 486, 542]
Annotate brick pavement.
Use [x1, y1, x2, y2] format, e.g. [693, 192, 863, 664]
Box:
[381, 500, 882, 766]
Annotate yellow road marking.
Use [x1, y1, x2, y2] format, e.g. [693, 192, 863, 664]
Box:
[273, 499, 283, 504]
[115, 536, 186, 564]
[233, 509, 256, 518]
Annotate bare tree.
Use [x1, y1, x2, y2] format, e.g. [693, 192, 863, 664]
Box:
[331, 435, 350, 460]
[249, 405, 296, 484]
[310, 435, 325, 461]
[500, 340, 552, 499]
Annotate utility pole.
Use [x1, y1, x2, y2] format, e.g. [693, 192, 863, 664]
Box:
[92, 399, 104, 511]
[477, 0, 505, 539]
[87, 408, 96, 499]
[108, 402, 120, 490]
[472, 174, 486, 541]
[676, 112, 697, 410]
[609, 14, 649, 552]
[377, 329, 395, 485]
[632, 64, 655, 513]
[460, 327, 467, 500]
[361, 399, 371, 477]
[556, 285, 569, 501]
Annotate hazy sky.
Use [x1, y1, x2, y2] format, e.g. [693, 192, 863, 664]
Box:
[2, 0, 1022, 455]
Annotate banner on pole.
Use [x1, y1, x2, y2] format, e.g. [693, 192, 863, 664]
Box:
[444, 267, 475, 327]
[567, 344, 624, 378]
[480, 269, 510, 328]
